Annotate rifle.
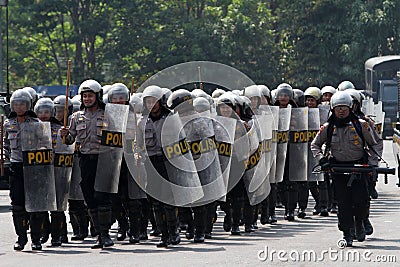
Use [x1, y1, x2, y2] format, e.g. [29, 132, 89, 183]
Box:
[0, 114, 4, 176]
[313, 163, 395, 185]
[63, 59, 72, 144]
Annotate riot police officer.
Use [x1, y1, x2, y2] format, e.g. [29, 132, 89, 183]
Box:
[4, 89, 46, 250]
[135, 85, 180, 248]
[311, 91, 378, 247]
[60, 79, 114, 249]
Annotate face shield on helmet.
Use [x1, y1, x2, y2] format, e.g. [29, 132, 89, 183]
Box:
[216, 93, 236, 117]
[212, 88, 226, 99]
[276, 83, 294, 100]
[337, 80, 355, 91]
[345, 89, 362, 103]
[129, 94, 144, 113]
[142, 85, 164, 114]
[34, 97, 54, 120]
[70, 99, 81, 113]
[53, 95, 73, 120]
[330, 91, 353, 109]
[167, 89, 193, 111]
[243, 85, 261, 110]
[10, 89, 32, 114]
[235, 95, 253, 120]
[108, 83, 130, 104]
[22, 87, 38, 109]
[193, 97, 211, 113]
[293, 89, 305, 107]
[257, 85, 271, 105]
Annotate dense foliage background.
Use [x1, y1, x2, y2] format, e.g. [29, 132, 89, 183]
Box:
[3, 0, 400, 91]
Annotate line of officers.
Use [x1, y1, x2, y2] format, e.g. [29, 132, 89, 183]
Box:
[3, 79, 382, 250]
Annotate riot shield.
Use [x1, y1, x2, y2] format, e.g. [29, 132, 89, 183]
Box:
[179, 111, 225, 206]
[21, 121, 57, 212]
[288, 107, 308, 182]
[267, 106, 279, 183]
[161, 112, 204, 207]
[94, 104, 129, 193]
[54, 132, 75, 211]
[123, 110, 148, 200]
[362, 98, 374, 117]
[318, 104, 330, 125]
[212, 115, 236, 202]
[374, 101, 385, 138]
[68, 143, 84, 200]
[275, 106, 291, 183]
[307, 108, 323, 182]
[242, 116, 271, 205]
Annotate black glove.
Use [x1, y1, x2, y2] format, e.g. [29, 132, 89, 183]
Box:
[319, 157, 330, 171]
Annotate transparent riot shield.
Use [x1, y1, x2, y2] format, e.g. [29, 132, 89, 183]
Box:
[21, 121, 57, 212]
[123, 109, 147, 200]
[68, 143, 84, 200]
[275, 106, 292, 183]
[362, 98, 374, 117]
[267, 106, 279, 183]
[319, 104, 330, 125]
[288, 107, 308, 182]
[179, 110, 225, 206]
[307, 108, 323, 182]
[212, 115, 236, 202]
[161, 112, 204, 206]
[374, 101, 385, 138]
[94, 104, 129, 193]
[54, 132, 75, 211]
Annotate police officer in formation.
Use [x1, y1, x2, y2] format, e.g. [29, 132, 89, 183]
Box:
[5, 78, 387, 251]
[61, 79, 114, 249]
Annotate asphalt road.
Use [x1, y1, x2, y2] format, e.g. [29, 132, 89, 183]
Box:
[0, 140, 399, 267]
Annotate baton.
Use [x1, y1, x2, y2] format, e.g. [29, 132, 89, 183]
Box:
[1, 114, 4, 176]
[63, 59, 72, 144]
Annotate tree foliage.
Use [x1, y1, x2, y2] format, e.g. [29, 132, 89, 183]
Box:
[3, 0, 400, 91]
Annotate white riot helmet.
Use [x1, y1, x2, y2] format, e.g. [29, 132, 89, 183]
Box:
[337, 80, 355, 91]
[321, 85, 336, 95]
[34, 97, 54, 116]
[243, 85, 261, 106]
[78, 79, 103, 106]
[304, 86, 322, 101]
[276, 83, 294, 100]
[346, 88, 362, 103]
[108, 83, 130, 103]
[212, 88, 226, 99]
[129, 93, 144, 113]
[53, 95, 73, 114]
[330, 91, 353, 109]
[193, 97, 210, 113]
[10, 89, 33, 112]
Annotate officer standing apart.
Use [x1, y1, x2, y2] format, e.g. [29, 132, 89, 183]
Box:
[60, 79, 114, 249]
[311, 91, 378, 247]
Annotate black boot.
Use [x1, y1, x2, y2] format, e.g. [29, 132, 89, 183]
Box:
[297, 208, 306, 219]
[343, 229, 353, 247]
[128, 200, 141, 244]
[60, 213, 69, 243]
[364, 218, 373, 235]
[355, 220, 366, 242]
[88, 209, 103, 249]
[40, 212, 50, 244]
[69, 211, 81, 241]
[286, 210, 295, 221]
[31, 212, 46, 251]
[156, 232, 170, 248]
[231, 224, 241, 235]
[97, 206, 114, 248]
[12, 206, 28, 251]
[165, 206, 180, 245]
[319, 207, 329, 217]
[50, 212, 63, 247]
[185, 221, 194, 240]
[194, 231, 205, 243]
